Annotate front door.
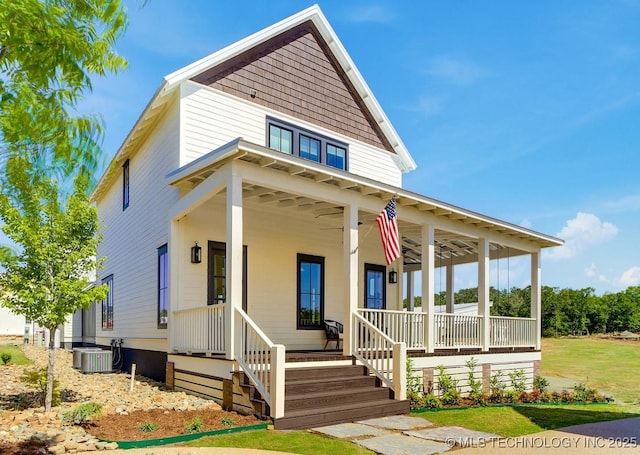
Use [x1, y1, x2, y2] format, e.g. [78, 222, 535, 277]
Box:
[365, 263, 386, 309]
[207, 241, 247, 311]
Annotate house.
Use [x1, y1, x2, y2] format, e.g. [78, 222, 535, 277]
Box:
[84, 5, 562, 428]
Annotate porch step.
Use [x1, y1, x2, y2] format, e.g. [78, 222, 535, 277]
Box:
[274, 363, 409, 430]
[285, 386, 390, 411]
[275, 398, 409, 430]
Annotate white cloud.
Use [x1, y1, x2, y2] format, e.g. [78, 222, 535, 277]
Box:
[404, 95, 444, 117]
[602, 194, 640, 212]
[426, 57, 489, 86]
[345, 5, 396, 24]
[618, 266, 640, 287]
[545, 212, 618, 260]
[584, 263, 597, 277]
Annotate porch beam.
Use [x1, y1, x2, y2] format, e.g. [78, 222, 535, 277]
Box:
[421, 224, 435, 353]
[226, 169, 243, 361]
[169, 166, 230, 220]
[531, 251, 541, 350]
[343, 204, 359, 356]
[478, 238, 491, 351]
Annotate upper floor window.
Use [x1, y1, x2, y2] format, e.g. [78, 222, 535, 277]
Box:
[122, 159, 130, 210]
[267, 117, 348, 170]
[158, 245, 168, 328]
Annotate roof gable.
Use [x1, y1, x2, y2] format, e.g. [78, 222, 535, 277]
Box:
[162, 4, 416, 172]
[191, 22, 391, 152]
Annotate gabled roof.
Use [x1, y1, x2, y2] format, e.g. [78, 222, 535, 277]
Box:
[92, 5, 416, 202]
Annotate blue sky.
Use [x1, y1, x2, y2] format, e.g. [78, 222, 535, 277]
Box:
[82, 0, 640, 295]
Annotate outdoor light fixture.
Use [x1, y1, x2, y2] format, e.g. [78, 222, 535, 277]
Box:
[388, 269, 398, 284]
[191, 242, 202, 264]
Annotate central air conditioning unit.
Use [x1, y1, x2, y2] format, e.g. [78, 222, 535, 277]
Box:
[72, 347, 103, 369]
[80, 350, 113, 374]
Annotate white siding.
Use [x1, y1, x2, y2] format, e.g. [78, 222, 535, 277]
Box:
[177, 195, 396, 350]
[0, 306, 25, 336]
[180, 81, 403, 186]
[95, 102, 180, 353]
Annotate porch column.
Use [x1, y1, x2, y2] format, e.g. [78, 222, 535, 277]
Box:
[168, 218, 183, 353]
[446, 263, 454, 313]
[531, 251, 541, 350]
[225, 171, 243, 361]
[407, 271, 414, 311]
[478, 238, 490, 351]
[343, 204, 358, 356]
[421, 224, 435, 353]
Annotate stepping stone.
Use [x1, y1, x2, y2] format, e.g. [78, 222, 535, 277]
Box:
[358, 415, 434, 431]
[356, 434, 451, 455]
[312, 422, 390, 439]
[405, 426, 500, 447]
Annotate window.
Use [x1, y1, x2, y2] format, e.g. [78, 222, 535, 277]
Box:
[269, 124, 293, 154]
[365, 263, 386, 309]
[297, 254, 324, 329]
[158, 245, 168, 328]
[207, 241, 248, 310]
[122, 159, 130, 210]
[102, 275, 114, 329]
[267, 117, 348, 170]
[327, 143, 346, 170]
[299, 134, 320, 162]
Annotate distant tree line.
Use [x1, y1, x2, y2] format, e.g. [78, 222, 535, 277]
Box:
[403, 286, 640, 336]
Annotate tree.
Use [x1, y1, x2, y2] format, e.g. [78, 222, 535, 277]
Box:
[0, 157, 108, 411]
[0, 0, 128, 180]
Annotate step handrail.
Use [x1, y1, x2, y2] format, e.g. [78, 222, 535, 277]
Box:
[351, 312, 406, 400]
[234, 307, 285, 419]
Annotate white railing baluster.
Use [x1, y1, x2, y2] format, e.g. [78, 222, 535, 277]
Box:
[489, 316, 536, 348]
[172, 305, 226, 353]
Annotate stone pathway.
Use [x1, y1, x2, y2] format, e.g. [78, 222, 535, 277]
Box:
[1, 345, 219, 453]
[312, 415, 500, 455]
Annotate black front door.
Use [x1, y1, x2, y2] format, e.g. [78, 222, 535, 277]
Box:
[207, 241, 247, 311]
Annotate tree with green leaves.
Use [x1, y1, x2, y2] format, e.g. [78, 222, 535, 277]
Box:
[0, 158, 108, 411]
[0, 0, 128, 180]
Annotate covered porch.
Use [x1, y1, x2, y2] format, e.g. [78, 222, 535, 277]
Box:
[165, 138, 561, 420]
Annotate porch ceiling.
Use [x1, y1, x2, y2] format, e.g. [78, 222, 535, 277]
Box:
[168, 138, 562, 266]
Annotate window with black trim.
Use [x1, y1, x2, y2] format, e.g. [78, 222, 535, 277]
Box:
[365, 263, 386, 309]
[267, 117, 348, 170]
[297, 254, 324, 329]
[122, 159, 130, 210]
[102, 275, 114, 329]
[158, 245, 168, 328]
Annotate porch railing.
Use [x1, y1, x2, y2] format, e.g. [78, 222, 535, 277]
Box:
[434, 313, 482, 348]
[352, 312, 406, 400]
[234, 307, 285, 419]
[490, 316, 536, 348]
[357, 309, 424, 349]
[172, 305, 226, 353]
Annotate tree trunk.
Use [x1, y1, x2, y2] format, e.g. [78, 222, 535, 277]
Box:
[45, 325, 57, 412]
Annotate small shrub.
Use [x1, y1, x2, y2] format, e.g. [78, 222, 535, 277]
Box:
[184, 417, 203, 434]
[560, 389, 573, 403]
[436, 365, 460, 405]
[138, 422, 159, 433]
[539, 391, 554, 403]
[572, 381, 598, 402]
[422, 393, 442, 409]
[1, 353, 12, 365]
[20, 367, 60, 406]
[533, 375, 550, 393]
[63, 402, 102, 425]
[508, 369, 527, 393]
[504, 389, 520, 403]
[407, 390, 422, 410]
[528, 389, 542, 403]
[221, 416, 235, 427]
[489, 370, 506, 403]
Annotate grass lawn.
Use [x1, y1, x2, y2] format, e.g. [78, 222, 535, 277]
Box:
[541, 337, 640, 405]
[187, 429, 374, 454]
[412, 404, 640, 437]
[0, 344, 31, 365]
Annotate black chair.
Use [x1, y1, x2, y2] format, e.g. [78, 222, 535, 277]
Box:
[323, 319, 344, 350]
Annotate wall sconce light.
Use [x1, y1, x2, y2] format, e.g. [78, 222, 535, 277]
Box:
[191, 242, 202, 264]
[388, 269, 398, 284]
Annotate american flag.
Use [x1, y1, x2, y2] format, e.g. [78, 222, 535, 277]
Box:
[376, 197, 400, 265]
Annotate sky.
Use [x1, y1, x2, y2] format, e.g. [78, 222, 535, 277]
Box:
[80, 0, 640, 296]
